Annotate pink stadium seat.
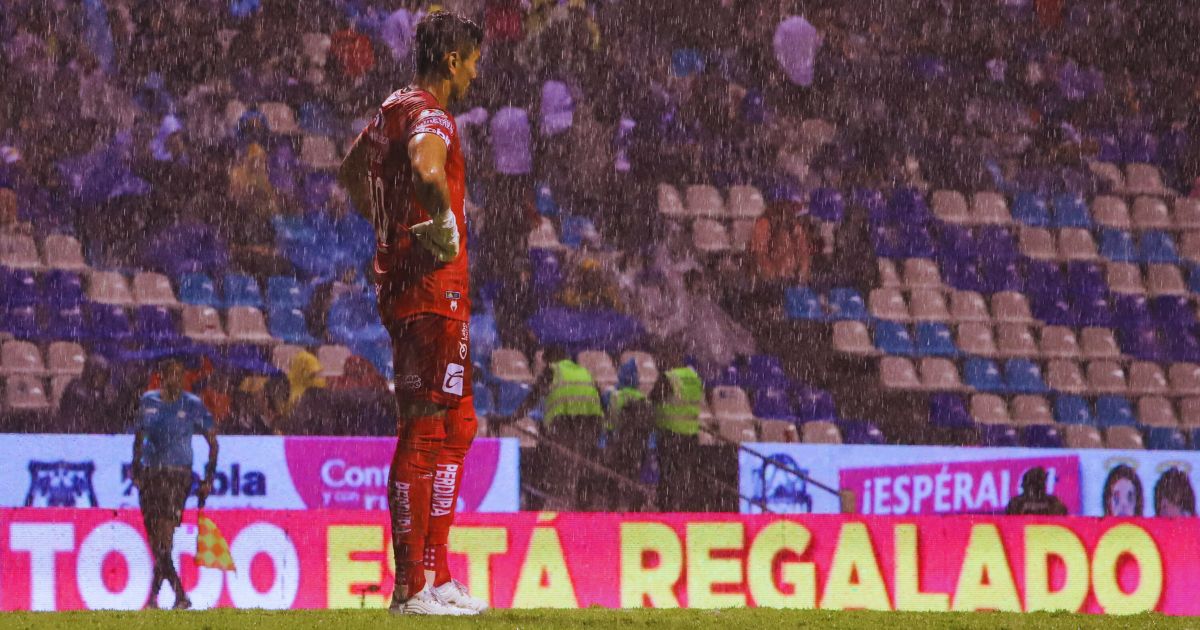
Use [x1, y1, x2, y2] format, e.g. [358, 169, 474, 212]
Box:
[880, 357, 920, 390]
[1039, 326, 1080, 359]
[316, 345, 352, 378]
[991, 292, 1034, 324]
[685, 184, 725, 218]
[1105, 426, 1144, 450]
[932, 190, 969, 223]
[1086, 360, 1128, 394]
[995, 323, 1038, 358]
[919, 358, 963, 391]
[832, 321, 875, 355]
[970, 394, 1011, 425]
[727, 185, 765, 219]
[1057, 228, 1099, 261]
[657, 183, 686, 217]
[1137, 396, 1178, 427]
[1146, 265, 1186, 296]
[801, 420, 842, 444]
[1092, 195, 1131, 229]
[1180, 398, 1200, 428]
[956, 323, 998, 357]
[1080, 328, 1122, 360]
[1088, 162, 1126, 193]
[1062, 424, 1104, 449]
[908, 290, 950, 321]
[877, 259, 902, 288]
[43, 234, 87, 271]
[902, 259, 943, 289]
[869, 289, 910, 321]
[759, 419, 799, 443]
[1133, 196, 1172, 229]
[1011, 395, 1054, 426]
[1174, 198, 1200, 229]
[949, 291, 990, 322]
[1106, 263, 1145, 295]
[1125, 163, 1169, 196]
[1045, 360, 1087, 394]
[1018, 227, 1056, 260]
[971, 192, 1011, 225]
[1128, 362, 1169, 396]
[1168, 364, 1200, 397]
[710, 386, 755, 423]
[1181, 231, 1200, 264]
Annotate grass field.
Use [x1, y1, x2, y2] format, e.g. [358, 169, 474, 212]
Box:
[1, 609, 1196, 629]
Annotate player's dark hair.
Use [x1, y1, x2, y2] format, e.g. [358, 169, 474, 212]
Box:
[1102, 464, 1144, 516]
[414, 11, 484, 76]
[1154, 467, 1196, 516]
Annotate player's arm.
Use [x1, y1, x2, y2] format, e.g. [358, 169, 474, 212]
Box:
[506, 368, 554, 423]
[338, 132, 373, 221]
[407, 132, 460, 262]
[199, 428, 219, 504]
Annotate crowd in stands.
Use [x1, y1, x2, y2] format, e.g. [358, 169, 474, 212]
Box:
[2, 0, 1200, 472]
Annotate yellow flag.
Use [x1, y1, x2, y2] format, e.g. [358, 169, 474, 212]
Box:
[195, 512, 236, 572]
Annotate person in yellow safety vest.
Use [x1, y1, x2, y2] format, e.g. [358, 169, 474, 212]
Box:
[505, 345, 605, 509]
[649, 344, 706, 512]
[602, 359, 655, 510]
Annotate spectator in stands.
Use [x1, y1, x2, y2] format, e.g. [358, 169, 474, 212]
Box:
[678, 269, 756, 376]
[481, 103, 538, 284]
[1005, 467, 1068, 516]
[1102, 464, 1144, 517]
[650, 343, 705, 512]
[324, 356, 396, 435]
[225, 375, 279, 436]
[603, 359, 654, 511]
[1154, 468, 1197, 518]
[750, 198, 814, 292]
[559, 255, 622, 311]
[0, 187, 31, 235]
[817, 206, 878, 297]
[56, 355, 119, 434]
[282, 350, 326, 428]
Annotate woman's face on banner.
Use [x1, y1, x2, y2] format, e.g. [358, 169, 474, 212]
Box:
[1108, 478, 1137, 516]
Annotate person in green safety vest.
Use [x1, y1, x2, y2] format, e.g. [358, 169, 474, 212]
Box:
[649, 343, 706, 512]
[504, 345, 606, 509]
[603, 358, 655, 511]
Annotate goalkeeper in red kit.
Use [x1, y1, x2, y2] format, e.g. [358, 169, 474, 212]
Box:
[338, 11, 486, 616]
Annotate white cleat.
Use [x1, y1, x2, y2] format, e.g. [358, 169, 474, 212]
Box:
[389, 584, 478, 616]
[433, 579, 489, 613]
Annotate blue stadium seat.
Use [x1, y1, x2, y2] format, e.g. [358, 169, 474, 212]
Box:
[914, 322, 957, 357]
[134, 305, 181, 346]
[474, 381, 496, 417]
[1188, 264, 1200, 294]
[1191, 428, 1200, 451]
[739, 355, 790, 390]
[179, 273, 220, 307]
[496, 380, 532, 416]
[327, 294, 388, 347]
[964, 358, 1005, 392]
[838, 419, 886, 444]
[45, 305, 86, 342]
[1096, 396, 1137, 428]
[351, 340, 393, 381]
[784, 287, 824, 320]
[1099, 229, 1137, 262]
[1021, 425, 1063, 448]
[267, 276, 310, 310]
[87, 303, 132, 344]
[535, 184, 560, 217]
[1012, 192, 1051, 226]
[1054, 396, 1094, 425]
[469, 312, 500, 366]
[873, 322, 915, 356]
[560, 215, 597, 248]
[1051, 193, 1091, 227]
[1, 269, 38, 308]
[268, 307, 319, 346]
[827, 288, 867, 321]
[1139, 231, 1179, 264]
[796, 387, 837, 423]
[978, 424, 1019, 447]
[1004, 359, 1048, 394]
[223, 274, 263, 308]
[1146, 427, 1187, 451]
[809, 188, 845, 223]
[753, 386, 797, 420]
[44, 271, 83, 309]
[929, 393, 974, 429]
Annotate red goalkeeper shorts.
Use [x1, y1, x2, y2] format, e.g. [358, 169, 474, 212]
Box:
[387, 314, 473, 409]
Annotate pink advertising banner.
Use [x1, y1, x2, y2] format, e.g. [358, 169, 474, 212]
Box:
[1, 509, 1198, 615]
[838, 455, 1083, 516]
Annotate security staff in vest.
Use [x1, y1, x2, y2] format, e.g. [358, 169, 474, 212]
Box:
[649, 344, 705, 512]
[604, 359, 655, 511]
[506, 345, 605, 509]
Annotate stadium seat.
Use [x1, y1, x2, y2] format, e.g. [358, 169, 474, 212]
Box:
[914, 322, 957, 357]
[932, 190, 969, 223]
[808, 188, 844, 222]
[1126, 163, 1169, 196]
[47, 342, 85, 376]
[1106, 263, 1145, 294]
[919, 357, 963, 390]
[868, 289, 909, 321]
[227, 307, 275, 344]
[1087, 360, 1128, 394]
[1097, 396, 1137, 428]
[43, 270, 82, 310]
[795, 388, 837, 422]
[43, 234, 87, 271]
[728, 219, 756, 252]
[1169, 363, 1200, 396]
[827, 288, 867, 321]
[179, 273, 220, 307]
[559, 215, 600, 248]
[528, 217, 566, 250]
[1137, 396, 1178, 427]
[1133, 196, 1172, 229]
[1046, 360, 1087, 394]
[718, 417, 758, 443]
[801, 420, 842, 444]
[1062, 424, 1103, 449]
[1021, 424, 1063, 447]
[1104, 426, 1144, 450]
[1019, 227, 1056, 260]
[1052, 193, 1091, 227]
[902, 259, 942, 289]
[691, 219, 730, 253]
[710, 386, 755, 423]
[1057, 228, 1099, 261]
[326, 294, 388, 347]
[490, 348, 535, 384]
[1099, 229, 1138, 262]
[272, 344, 304, 374]
[759, 419, 799, 443]
[991, 292, 1034, 324]
[753, 386, 797, 420]
[1011, 395, 1054, 425]
[880, 357, 920, 390]
[223, 274, 263, 308]
[995, 324, 1037, 358]
[1128, 362, 1168, 396]
[134, 305, 181, 346]
[44, 305, 85, 342]
[1181, 398, 1200, 428]
[316, 345, 352, 377]
[1146, 426, 1187, 451]
[971, 192, 1011, 225]
[685, 184, 725, 217]
[1089, 162, 1126, 193]
[0, 234, 42, 269]
[949, 291, 989, 322]
[1055, 395, 1093, 425]
[929, 393, 974, 429]
[1, 269, 38, 308]
[727, 185, 765, 219]
[1, 340, 45, 375]
[88, 271, 134, 306]
[2, 305, 38, 340]
[978, 423, 1019, 447]
[1039, 326, 1080, 359]
[260, 101, 301, 134]
[878, 259, 901, 288]
[908, 290, 949, 323]
[1004, 359, 1048, 394]
[267, 276, 309, 310]
[1012, 192, 1050, 226]
[838, 419, 886, 444]
[267, 307, 317, 346]
[873, 322, 915, 356]
[87, 303, 132, 344]
[956, 323, 997, 357]
[1175, 198, 1200, 229]
[50, 374, 73, 411]
[182, 305, 227, 343]
[833, 321, 874, 355]
[971, 394, 1011, 425]
[1080, 328, 1121, 360]
[1140, 231, 1180, 264]
[4, 374, 49, 411]
[1092, 196, 1131, 229]
[577, 350, 618, 389]
[657, 183, 686, 217]
[132, 272, 177, 307]
[783, 287, 822, 320]
[964, 358, 1004, 392]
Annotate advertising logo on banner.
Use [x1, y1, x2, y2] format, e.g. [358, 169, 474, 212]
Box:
[739, 443, 1200, 517]
[0, 435, 518, 512]
[0, 509, 1197, 615]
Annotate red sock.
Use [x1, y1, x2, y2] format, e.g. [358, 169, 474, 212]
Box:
[389, 415, 446, 598]
[424, 398, 476, 586]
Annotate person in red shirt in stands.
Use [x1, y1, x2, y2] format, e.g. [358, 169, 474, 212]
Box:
[338, 11, 485, 616]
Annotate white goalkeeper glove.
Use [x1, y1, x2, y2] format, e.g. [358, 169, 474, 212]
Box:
[411, 208, 460, 263]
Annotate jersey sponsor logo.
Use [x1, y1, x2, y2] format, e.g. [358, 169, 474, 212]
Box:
[442, 363, 465, 396]
[431, 463, 460, 517]
[401, 374, 423, 391]
[444, 291, 462, 300]
[25, 461, 98, 508]
[458, 341, 469, 360]
[460, 323, 469, 341]
[413, 110, 453, 147]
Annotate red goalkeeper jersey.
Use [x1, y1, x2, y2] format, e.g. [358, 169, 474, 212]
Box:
[359, 86, 470, 324]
